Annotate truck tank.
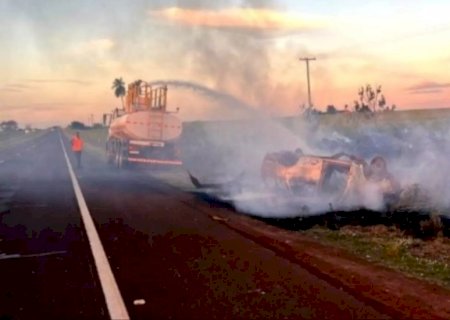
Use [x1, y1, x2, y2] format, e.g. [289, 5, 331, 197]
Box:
[108, 110, 182, 141]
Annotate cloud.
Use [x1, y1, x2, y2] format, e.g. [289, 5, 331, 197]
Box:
[409, 89, 442, 95]
[24, 79, 92, 86]
[0, 102, 67, 111]
[0, 79, 92, 93]
[0, 83, 33, 93]
[148, 7, 327, 33]
[406, 81, 450, 94]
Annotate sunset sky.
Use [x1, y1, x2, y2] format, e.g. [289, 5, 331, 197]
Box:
[0, 0, 449, 127]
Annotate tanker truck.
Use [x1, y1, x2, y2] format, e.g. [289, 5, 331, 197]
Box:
[105, 80, 182, 168]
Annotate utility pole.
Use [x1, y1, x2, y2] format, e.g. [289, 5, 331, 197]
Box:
[299, 57, 316, 108]
[87, 114, 94, 127]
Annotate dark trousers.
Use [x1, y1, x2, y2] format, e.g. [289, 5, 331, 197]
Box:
[74, 151, 82, 168]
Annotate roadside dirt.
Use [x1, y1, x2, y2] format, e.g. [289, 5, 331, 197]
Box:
[199, 203, 450, 320]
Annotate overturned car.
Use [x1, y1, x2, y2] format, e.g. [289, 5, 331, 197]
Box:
[188, 146, 409, 214]
[261, 149, 401, 210]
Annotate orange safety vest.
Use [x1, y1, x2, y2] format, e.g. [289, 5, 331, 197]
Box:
[71, 136, 84, 152]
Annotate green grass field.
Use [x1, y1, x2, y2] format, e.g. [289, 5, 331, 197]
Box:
[282, 108, 450, 136]
[304, 226, 450, 289]
[0, 130, 46, 151]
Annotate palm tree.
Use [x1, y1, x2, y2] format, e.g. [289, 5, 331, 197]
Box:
[112, 78, 126, 108]
[378, 94, 386, 110]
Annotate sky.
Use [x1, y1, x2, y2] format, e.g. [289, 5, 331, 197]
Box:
[0, 0, 449, 127]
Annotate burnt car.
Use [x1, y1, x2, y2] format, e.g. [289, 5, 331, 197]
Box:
[261, 149, 401, 209]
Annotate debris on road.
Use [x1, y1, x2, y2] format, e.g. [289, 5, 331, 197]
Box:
[133, 299, 146, 306]
[210, 215, 229, 222]
[0, 250, 67, 260]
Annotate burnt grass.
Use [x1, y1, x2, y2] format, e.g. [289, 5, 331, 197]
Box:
[193, 191, 450, 240]
[255, 210, 450, 240]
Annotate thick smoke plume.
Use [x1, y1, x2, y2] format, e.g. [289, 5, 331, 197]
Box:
[164, 0, 290, 112]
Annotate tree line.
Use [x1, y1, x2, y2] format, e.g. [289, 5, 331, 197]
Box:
[0, 120, 19, 131]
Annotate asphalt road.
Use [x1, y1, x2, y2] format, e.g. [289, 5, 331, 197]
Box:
[0, 131, 106, 319]
[0, 130, 390, 319]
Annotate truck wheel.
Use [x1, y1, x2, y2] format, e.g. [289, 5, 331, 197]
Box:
[106, 142, 114, 165]
[107, 148, 114, 165]
[107, 153, 114, 165]
[115, 147, 122, 169]
[116, 148, 128, 169]
[117, 151, 123, 168]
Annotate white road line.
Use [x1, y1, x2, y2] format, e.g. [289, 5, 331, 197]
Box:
[59, 134, 130, 320]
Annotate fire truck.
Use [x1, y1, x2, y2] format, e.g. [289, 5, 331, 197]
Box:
[105, 80, 182, 168]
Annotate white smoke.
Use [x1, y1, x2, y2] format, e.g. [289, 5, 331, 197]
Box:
[183, 112, 450, 218]
[148, 79, 255, 113]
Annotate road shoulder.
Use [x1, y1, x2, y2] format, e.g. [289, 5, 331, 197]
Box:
[202, 206, 450, 320]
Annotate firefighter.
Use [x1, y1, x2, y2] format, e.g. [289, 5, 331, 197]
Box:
[71, 131, 84, 168]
